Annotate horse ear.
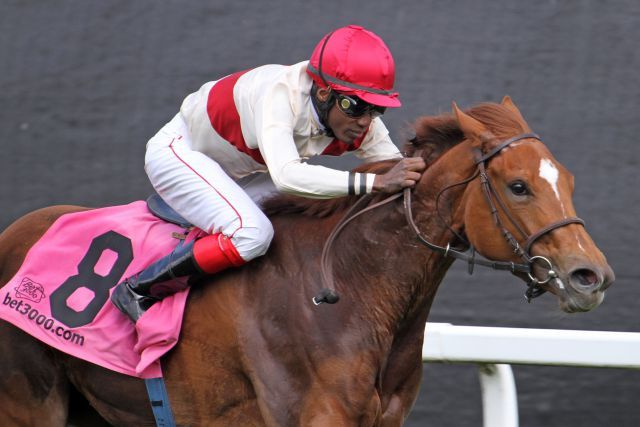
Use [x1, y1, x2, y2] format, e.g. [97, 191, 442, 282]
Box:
[501, 95, 514, 107]
[452, 102, 491, 147]
[501, 96, 532, 131]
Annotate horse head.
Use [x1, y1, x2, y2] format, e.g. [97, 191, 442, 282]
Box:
[409, 97, 614, 313]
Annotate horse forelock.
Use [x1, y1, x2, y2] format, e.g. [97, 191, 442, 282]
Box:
[263, 103, 530, 219]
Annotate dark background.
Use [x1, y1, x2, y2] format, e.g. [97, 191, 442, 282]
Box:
[1, 1, 638, 426]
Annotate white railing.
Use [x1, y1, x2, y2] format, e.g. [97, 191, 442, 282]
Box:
[422, 323, 640, 427]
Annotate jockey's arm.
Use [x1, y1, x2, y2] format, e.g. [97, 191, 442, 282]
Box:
[256, 85, 423, 197]
[355, 119, 425, 192]
[256, 85, 374, 198]
[260, 127, 370, 198]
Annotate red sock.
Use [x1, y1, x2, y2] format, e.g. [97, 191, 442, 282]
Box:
[193, 233, 245, 274]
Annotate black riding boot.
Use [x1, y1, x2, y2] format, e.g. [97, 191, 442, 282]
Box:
[110, 240, 201, 323]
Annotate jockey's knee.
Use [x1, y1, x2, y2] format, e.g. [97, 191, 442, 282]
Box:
[230, 217, 274, 261]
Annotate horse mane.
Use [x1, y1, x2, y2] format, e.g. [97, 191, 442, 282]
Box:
[262, 102, 526, 219]
[404, 103, 529, 160]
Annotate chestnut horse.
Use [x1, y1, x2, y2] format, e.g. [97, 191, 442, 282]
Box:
[0, 98, 614, 426]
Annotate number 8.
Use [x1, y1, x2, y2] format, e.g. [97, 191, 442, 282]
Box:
[50, 230, 133, 328]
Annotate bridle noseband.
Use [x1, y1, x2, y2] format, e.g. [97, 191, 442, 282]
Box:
[313, 133, 585, 305]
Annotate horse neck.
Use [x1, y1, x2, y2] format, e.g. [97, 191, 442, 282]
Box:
[330, 141, 478, 337]
[413, 139, 478, 235]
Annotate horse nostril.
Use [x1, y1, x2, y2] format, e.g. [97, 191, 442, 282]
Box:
[571, 268, 599, 289]
[600, 265, 615, 291]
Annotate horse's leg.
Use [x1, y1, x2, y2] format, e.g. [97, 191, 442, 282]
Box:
[379, 360, 423, 426]
[292, 345, 423, 427]
[66, 384, 112, 427]
[247, 316, 427, 426]
[62, 355, 156, 426]
[61, 301, 262, 426]
[0, 322, 69, 427]
[160, 305, 267, 426]
[298, 390, 382, 426]
[379, 316, 430, 426]
[64, 325, 259, 426]
[243, 348, 384, 426]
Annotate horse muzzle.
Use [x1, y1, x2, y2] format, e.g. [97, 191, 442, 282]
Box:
[538, 261, 615, 313]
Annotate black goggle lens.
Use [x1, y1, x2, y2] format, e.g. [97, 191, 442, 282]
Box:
[336, 94, 386, 118]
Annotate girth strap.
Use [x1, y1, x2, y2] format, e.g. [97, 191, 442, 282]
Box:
[145, 377, 176, 427]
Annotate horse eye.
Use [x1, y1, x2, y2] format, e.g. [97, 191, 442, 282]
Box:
[509, 180, 529, 196]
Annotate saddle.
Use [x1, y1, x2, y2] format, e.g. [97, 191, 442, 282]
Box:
[146, 194, 192, 228]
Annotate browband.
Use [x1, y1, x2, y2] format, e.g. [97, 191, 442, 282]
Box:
[475, 133, 540, 164]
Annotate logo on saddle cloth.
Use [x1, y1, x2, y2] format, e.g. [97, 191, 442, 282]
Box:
[14, 277, 45, 303]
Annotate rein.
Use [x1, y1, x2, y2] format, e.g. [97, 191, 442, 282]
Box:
[313, 192, 403, 305]
[313, 133, 585, 305]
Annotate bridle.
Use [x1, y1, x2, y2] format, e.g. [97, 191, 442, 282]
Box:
[313, 133, 585, 305]
[404, 132, 584, 301]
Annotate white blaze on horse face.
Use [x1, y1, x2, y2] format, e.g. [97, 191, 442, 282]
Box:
[539, 158, 566, 215]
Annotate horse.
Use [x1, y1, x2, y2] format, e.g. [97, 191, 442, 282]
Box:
[0, 97, 614, 426]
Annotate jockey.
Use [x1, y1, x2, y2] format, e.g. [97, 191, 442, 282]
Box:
[111, 25, 426, 322]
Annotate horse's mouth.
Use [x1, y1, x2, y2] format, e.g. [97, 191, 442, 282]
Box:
[529, 260, 613, 313]
[559, 292, 605, 313]
[552, 278, 606, 313]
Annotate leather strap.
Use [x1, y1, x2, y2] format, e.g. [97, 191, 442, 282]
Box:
[524, 217, 585, 254]
[145, 377, 176, 427]
[475, 133, 540, 163]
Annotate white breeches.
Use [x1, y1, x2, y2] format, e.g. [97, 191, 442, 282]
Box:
[145, 114, 275, 261]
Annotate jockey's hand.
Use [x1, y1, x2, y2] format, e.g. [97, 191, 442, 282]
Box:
[373, 158, 427, 193]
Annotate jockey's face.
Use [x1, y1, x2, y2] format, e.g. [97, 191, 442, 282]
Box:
[316, 87, 373, 144]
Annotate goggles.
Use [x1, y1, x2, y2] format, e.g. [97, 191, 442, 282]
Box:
[335, 93, 386, 119]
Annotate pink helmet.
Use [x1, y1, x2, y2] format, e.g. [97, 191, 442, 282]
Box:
[306, 25, 401, 108]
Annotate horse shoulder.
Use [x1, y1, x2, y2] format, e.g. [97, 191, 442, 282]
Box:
[162, 273, 262, 424]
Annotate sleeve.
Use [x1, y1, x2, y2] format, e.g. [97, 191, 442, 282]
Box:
[255, 82, 367, 198]
[354, 118, 403, 163]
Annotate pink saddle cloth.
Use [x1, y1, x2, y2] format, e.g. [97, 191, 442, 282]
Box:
[0, 201, 202, 378]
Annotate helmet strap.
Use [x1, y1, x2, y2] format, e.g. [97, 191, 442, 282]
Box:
[316, 30, 335, 88]
[311, 83, 335, 138]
